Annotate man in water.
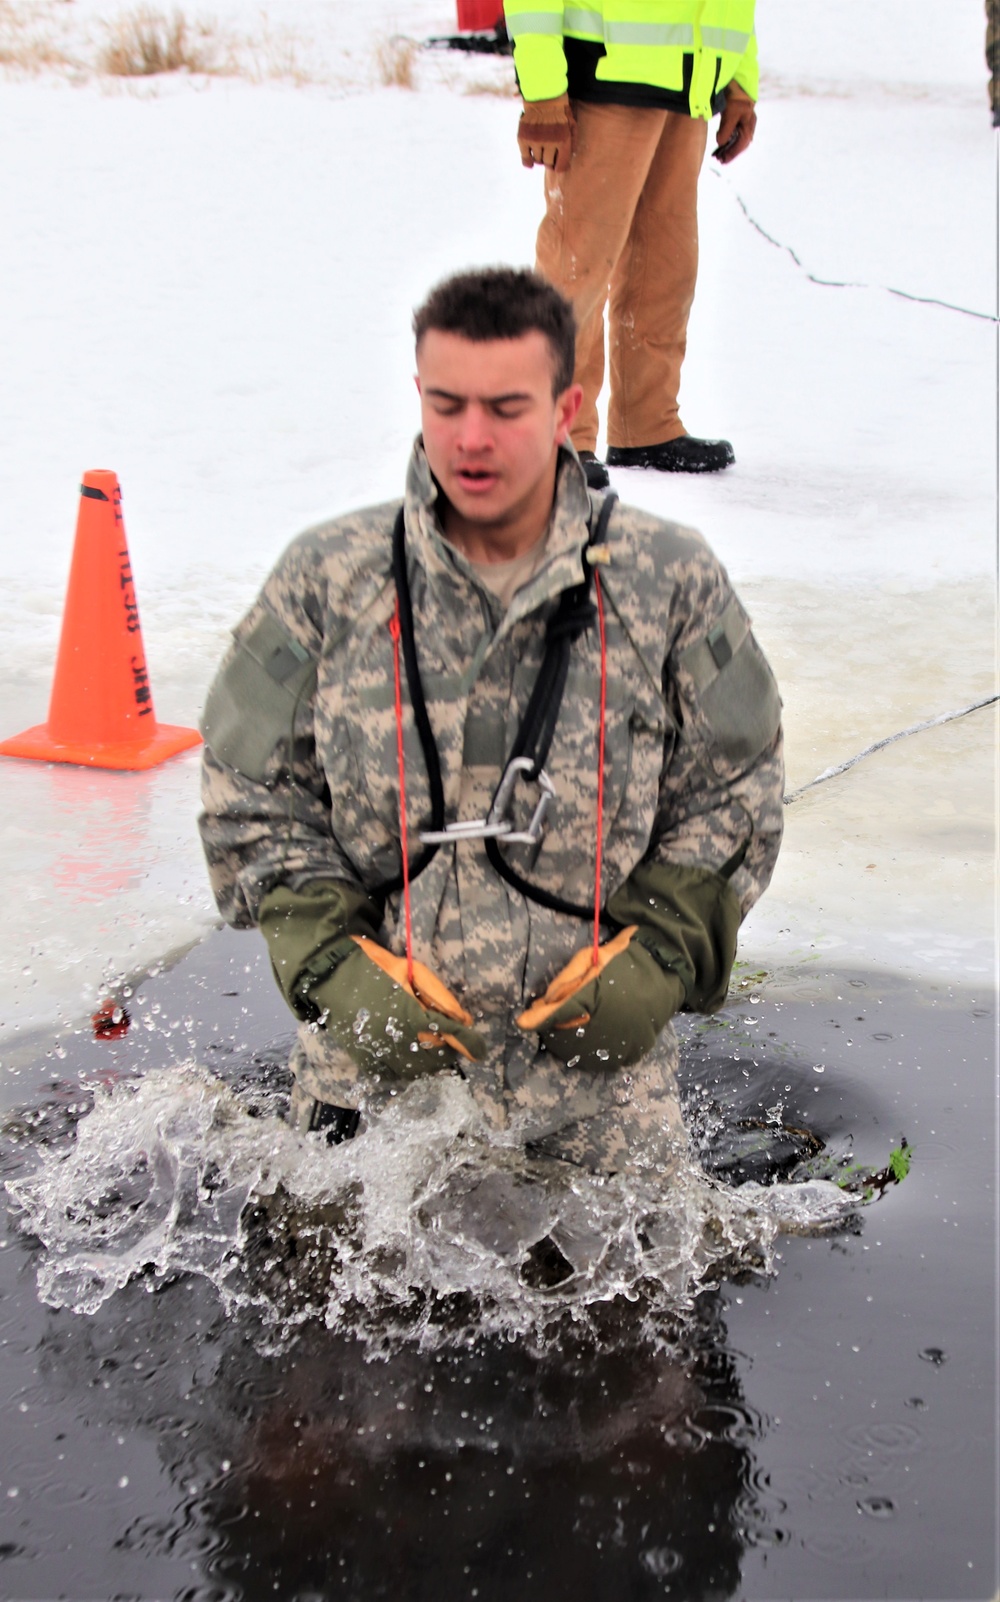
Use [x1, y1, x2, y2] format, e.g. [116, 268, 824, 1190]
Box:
[199, 266, 783, 1175]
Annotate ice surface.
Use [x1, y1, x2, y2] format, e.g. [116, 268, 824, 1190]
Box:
[0, 0, 995, 1046]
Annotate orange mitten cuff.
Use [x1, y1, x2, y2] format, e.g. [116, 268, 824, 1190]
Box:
[515, 926, 637, 1032]
[352, 937, 482, 1062]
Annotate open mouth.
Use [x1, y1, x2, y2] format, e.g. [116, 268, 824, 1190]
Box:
[455, 466, 499, 492]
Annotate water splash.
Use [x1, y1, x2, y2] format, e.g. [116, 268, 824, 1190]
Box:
[5, 1063, 860, 1349]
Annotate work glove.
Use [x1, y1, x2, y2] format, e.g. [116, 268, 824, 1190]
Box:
[516, 924, 685, 1071]
[517, 94, 575, 172]
[259, 880, 487, 1079]
[712, 83, 757, 164]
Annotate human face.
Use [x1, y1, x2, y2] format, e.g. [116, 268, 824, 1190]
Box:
[415, 329, 582, 559]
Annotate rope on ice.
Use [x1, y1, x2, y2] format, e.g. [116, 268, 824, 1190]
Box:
[716, 172, 1000, 325]
[783, 693, 999, 805]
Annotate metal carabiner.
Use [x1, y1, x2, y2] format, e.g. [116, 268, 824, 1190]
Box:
[486, 756, 556, 845]
[417, 817, 511, 844]
[418, 756, 557, 848]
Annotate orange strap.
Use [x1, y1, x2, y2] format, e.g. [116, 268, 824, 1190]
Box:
[389, 602, 415, 987]
[592, 568, 607, 965]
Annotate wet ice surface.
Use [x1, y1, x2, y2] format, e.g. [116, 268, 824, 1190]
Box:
[0, 930, 995, 1600]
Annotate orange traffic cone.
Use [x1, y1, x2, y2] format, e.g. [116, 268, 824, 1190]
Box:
[0, 471, 202, 771]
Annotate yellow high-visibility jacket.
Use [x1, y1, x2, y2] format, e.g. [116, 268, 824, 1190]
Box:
[503, 0, 757, 119]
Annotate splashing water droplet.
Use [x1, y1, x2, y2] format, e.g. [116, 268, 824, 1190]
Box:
[858, 1496, 895, 1519]
[641, 1547, 682, 1577]
[4, 1061, 881, 1354]
[352, 1008, 371, 1039]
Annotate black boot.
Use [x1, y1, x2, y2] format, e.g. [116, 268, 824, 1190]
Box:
[308, 1099, 361, 1145]
[577, 449, 610, 489]
[606, 435, 735, 473]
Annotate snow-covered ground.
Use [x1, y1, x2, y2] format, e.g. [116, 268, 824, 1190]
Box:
[0, 0, 996, 1050]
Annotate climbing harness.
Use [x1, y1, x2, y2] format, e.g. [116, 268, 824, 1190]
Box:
[385, 493, 618, 968]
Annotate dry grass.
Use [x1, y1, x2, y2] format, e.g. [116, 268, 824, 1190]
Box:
[0, 0, 75, 74]
[0, 3, 510, 93]
[0, 0, 312, 84]
[238, 19, 308, 86]
[97, 7, 220, 76]
[374, 33, 418, 90]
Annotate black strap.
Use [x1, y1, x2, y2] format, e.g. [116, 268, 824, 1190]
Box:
[505, 563, 595, 778]
[378, 510, 447, 896]
[383, 491, 618, 920]
[486, 491, 618, 920]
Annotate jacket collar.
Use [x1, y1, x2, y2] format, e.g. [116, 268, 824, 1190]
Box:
[402, 439, 594, 635]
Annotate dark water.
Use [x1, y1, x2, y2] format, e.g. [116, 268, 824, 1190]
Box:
[0, 928, 996, 1601]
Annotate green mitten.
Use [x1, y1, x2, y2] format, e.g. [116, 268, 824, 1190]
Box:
[306, 936, 487, 1078]
[258, 881, 487, 1078]
[516, 926, 684, 1071]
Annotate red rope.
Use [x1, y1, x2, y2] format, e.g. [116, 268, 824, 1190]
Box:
[389, 603, 415, 986]
[593, 570, 607, 965]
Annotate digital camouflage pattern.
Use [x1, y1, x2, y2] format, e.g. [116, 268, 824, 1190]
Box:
[199, 443, 784, 1172]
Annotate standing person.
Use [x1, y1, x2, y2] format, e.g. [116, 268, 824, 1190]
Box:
[504, 0, 758, 488]
[199, 267, 783, 1182]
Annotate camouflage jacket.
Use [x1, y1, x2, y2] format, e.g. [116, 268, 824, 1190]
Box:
[199, 443, 784, 1136]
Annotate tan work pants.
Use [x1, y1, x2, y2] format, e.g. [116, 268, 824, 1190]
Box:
[535, 101, 708, 453]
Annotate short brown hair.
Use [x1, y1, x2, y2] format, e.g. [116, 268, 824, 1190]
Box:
[413, 266, 576, 395]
